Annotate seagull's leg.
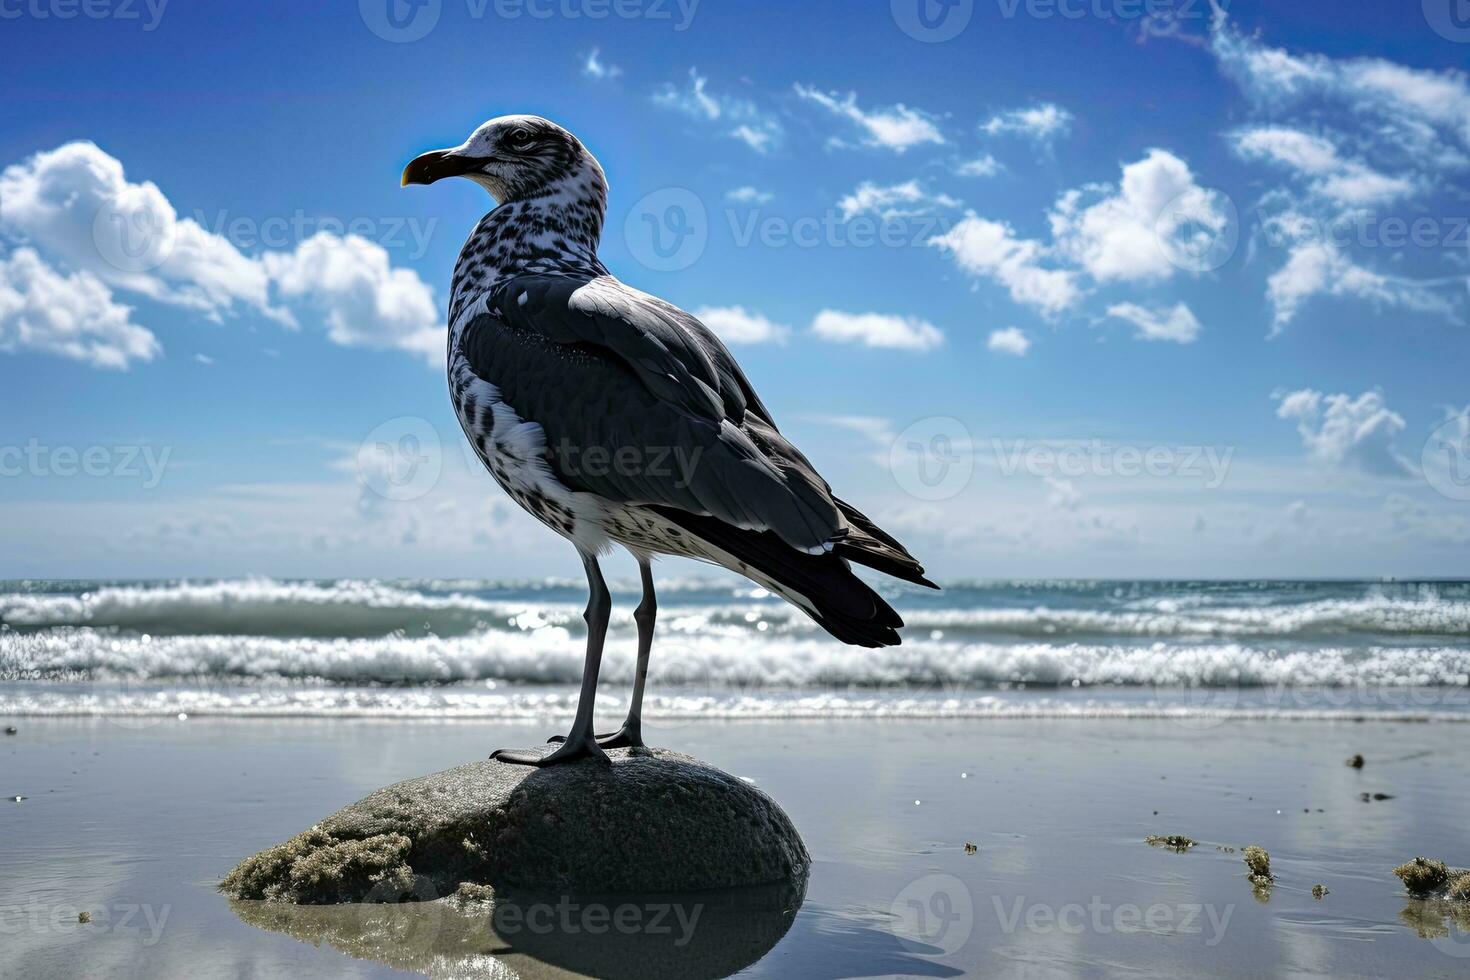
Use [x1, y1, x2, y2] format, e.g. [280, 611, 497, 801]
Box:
[493, 550, 611, 767]
[549, 557, 655, 749]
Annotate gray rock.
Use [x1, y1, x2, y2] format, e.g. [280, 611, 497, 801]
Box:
[221, 748, 809, 903]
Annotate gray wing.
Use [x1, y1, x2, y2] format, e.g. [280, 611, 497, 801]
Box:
[458, 274, 842, 550]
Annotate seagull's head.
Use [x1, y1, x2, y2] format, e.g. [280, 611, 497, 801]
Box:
[401, 115, 606, 207]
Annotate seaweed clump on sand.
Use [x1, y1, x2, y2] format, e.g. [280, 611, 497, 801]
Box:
[1394, 857, 1449, 897]
[1393, 857, 1470, 900]
[1145, 835, 1198, 852]
[1243, 846, 1274, 885]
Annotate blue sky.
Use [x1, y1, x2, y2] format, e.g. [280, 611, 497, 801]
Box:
[1, 0, 1468, 580]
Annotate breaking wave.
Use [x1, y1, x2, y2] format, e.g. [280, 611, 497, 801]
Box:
[2, 578, 1466, 722]
[4, 629, 1468, 689]
[2, 578, 1467, 641]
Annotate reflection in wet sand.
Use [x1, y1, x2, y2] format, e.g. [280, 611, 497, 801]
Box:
[229, 877, 805, 979]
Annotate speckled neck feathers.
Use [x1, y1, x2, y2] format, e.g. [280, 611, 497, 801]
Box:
[448, 153, 609, 332]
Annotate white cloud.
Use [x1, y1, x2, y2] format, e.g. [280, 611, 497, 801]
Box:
[793, 85, 944, 152]
[1230, 126, 1415, 206]
[1106, 302, 1202, 343]
[581, 47, 622, 81]
[837, 180, 959, 221]
[0, 142, 443, 368]
[263, 233, 441, 364]
[0, 248, 159, 369]
[1044, 475, 1082, 510]
[0, 141, 283, 323]
[1266, 241, 1453, 332]
[1211, 12, 1470, 154]
[730, 124, 780, 154]
[655, 69, 783, 154]
[1049, 148, 1229, 283]
[809, 310, 944, 351]
[956, 154, 1003, 177]
[655, 69, 721, 120]
[1210, 13, 1469, 330]
[986, 327, 1031, 356]
[725, 186, 773, 205]
[691, 305, 790, 345]
[981, 103, 1074, 142]
[1274, 387, 1411, 476]
[929, 214, 1081, 316]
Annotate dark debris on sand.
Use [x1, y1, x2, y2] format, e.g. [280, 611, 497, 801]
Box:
[1145, 835, 1198, 852]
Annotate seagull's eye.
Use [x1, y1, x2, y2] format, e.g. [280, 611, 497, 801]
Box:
[507, 128, 534, 149]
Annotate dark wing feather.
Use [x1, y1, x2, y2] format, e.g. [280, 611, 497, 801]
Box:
[456, 277, 842, 549]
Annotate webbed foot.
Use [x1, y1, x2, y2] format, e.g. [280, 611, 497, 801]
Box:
[492, 735, 610, 767]
[547, 723, 645, 750]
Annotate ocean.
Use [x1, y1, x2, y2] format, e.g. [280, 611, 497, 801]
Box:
[2, 577, 1468, 723]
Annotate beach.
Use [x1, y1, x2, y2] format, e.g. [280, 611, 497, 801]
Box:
[3, 578, 1470, 976]
[4, 715, 1470, 977]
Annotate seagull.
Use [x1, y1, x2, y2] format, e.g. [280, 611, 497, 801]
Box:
[403, 115, 937, 766]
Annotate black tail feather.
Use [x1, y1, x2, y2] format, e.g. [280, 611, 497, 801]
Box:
[830, 496, 939, 590]
[649, 507, 905, 647]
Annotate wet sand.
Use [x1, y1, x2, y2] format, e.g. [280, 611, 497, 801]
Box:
[3, 714, 1469, 977]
